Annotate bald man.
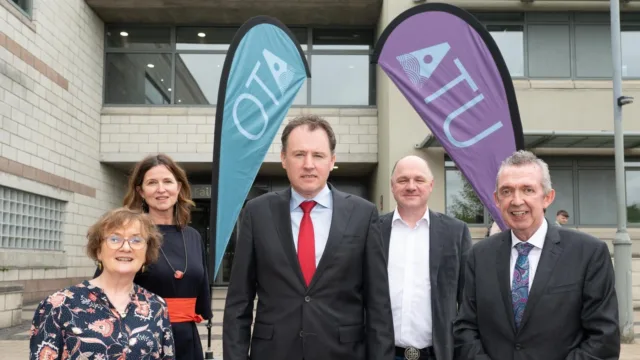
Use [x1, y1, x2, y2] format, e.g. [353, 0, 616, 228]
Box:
[380, 156, 472, 360]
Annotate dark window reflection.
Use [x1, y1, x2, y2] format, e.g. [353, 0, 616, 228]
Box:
[106, 54, 172, 104]
[106, 26, 171, 50]
[312, 29, 373, 50]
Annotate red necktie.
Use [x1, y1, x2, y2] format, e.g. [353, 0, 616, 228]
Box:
[298, 201, 317, 286]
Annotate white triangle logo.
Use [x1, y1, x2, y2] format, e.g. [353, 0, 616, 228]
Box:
[396, 42, 450, 88]
[263, 49, 295, 95]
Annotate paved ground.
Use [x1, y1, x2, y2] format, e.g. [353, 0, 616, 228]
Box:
[3, 287, 640, 359]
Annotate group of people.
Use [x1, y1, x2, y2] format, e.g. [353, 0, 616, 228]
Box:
[222, 115, 620, 360]
[28, 114, 620, 360]
[29, 155, 211, 359]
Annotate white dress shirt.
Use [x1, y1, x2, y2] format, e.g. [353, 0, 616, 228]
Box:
[290, 185, 333, 267]
[509, 220, 548, 291]
[388, 208, 432, 348]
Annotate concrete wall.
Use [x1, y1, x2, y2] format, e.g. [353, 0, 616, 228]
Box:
[99, 107, 378, 164]
[0, 0, 126, 303]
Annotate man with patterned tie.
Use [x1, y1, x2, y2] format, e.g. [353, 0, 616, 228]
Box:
[453, 150, 620, 360]
[223, 115, 395, 360]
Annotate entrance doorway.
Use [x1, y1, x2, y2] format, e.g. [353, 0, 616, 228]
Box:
[190, 185, 270, 286]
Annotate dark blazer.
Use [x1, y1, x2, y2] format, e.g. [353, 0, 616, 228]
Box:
[223, 185, 395, 360]
[380, 210, 472, 360]
[453, 224, 620, 360]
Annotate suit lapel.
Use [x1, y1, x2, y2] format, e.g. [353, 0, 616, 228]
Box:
[380, 213, 393, 258]
[496, 232, 516, 333]
[270, 189, 306, 287]
[428, 211, 446, 288]
[307, 187, 354, 291]
[518, 225, 563, 330]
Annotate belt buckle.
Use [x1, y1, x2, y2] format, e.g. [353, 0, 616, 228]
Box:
[404, 346, 420, 360]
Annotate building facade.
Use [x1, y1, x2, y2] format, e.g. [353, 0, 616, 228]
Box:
[1, 0, 640, 313]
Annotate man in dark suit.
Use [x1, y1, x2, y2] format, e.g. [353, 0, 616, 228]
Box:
[223, 115, 395, 360]
[380, 155, 472, 360]
[453, 150, 620, 360]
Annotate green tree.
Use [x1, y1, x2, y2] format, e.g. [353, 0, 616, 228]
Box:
[448, 173, 485, 223]
[628, 204, 640, 224]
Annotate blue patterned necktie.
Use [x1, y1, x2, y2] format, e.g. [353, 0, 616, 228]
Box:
[512, 242, 535, 329]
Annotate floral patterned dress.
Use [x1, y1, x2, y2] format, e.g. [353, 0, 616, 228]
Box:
[29, 280, 175, 360]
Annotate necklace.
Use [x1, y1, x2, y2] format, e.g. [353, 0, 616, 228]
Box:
[159, 229, 188, 280]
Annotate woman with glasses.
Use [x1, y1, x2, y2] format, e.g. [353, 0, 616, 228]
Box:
[96, 154, 212, 360]
[29, 207, 174, 359]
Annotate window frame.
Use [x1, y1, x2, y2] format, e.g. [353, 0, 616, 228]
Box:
[471, 12, 640, 80]
[103, 25, 376, 107]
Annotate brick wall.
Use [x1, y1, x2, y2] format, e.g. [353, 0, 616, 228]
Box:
[0, 0, 126, 300]
[100, 107, 378, 164]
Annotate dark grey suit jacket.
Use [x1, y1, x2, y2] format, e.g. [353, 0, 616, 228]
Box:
[380, 210, 472, 360]
[453, 224, 620, 360]
[223, 185, 395, 360]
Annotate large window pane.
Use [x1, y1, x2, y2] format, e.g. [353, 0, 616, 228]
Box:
[311, 55, 370, 105]
[175, 54, 224, 105]
[106, 26, 171, 50]
[446, 170, 484, 224]
[546, 169, 574, 225]
[626, 170, 640, 224]
[622, 27, 640, 78]
[175, 54, 308, 105]
[106, 54, 172, 104]
[527, 25, 571, 78]
[578, 169, 616, 225]
[575, 25, 612, 78]
[488, 25, 524, 77]
[312, 29, 373, 50]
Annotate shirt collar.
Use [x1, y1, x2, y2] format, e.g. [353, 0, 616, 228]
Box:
[392, 207, 430, 227]
[290, 185, 332, 211]
[511, 219, 548, 250]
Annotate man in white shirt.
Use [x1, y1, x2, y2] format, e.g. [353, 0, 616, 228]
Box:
[380, 155, 472, 360]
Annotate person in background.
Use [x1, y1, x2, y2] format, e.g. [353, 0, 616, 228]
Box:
[555, 209, 569, 226]
[30, 207, 174, 359]
[95, 154, 212, 360]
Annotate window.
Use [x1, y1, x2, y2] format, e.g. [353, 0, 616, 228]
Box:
[445, 169, 484, 224]
[488, 25, 524, 77]
[8, 0, 30, 15]
[104, 26, 374, 106]
[0, 186, 65, 250]
[444, 157, 640, 227]
[626, 170, 640, 224]
[471, 12, 640, 79]
[105, 53, 172, 105]
[546, 169, 575, 225]
[527, 24, 571, 78]
[622, 26, 640, 78]
[577, 169, 617, 225]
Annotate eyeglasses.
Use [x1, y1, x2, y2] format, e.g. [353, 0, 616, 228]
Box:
[105, 235, 147, 250]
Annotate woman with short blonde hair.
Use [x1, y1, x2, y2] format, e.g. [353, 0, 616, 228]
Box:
[30, 207, 175, 359]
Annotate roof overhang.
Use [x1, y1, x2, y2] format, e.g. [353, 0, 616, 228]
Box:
[416, 131, 640, 151]
[85, 0, 382, 26]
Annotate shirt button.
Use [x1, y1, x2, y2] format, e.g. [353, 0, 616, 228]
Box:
[515, 343, 522, 350]
[304, 296, 311, 302]
[299, 331, 304, 337]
